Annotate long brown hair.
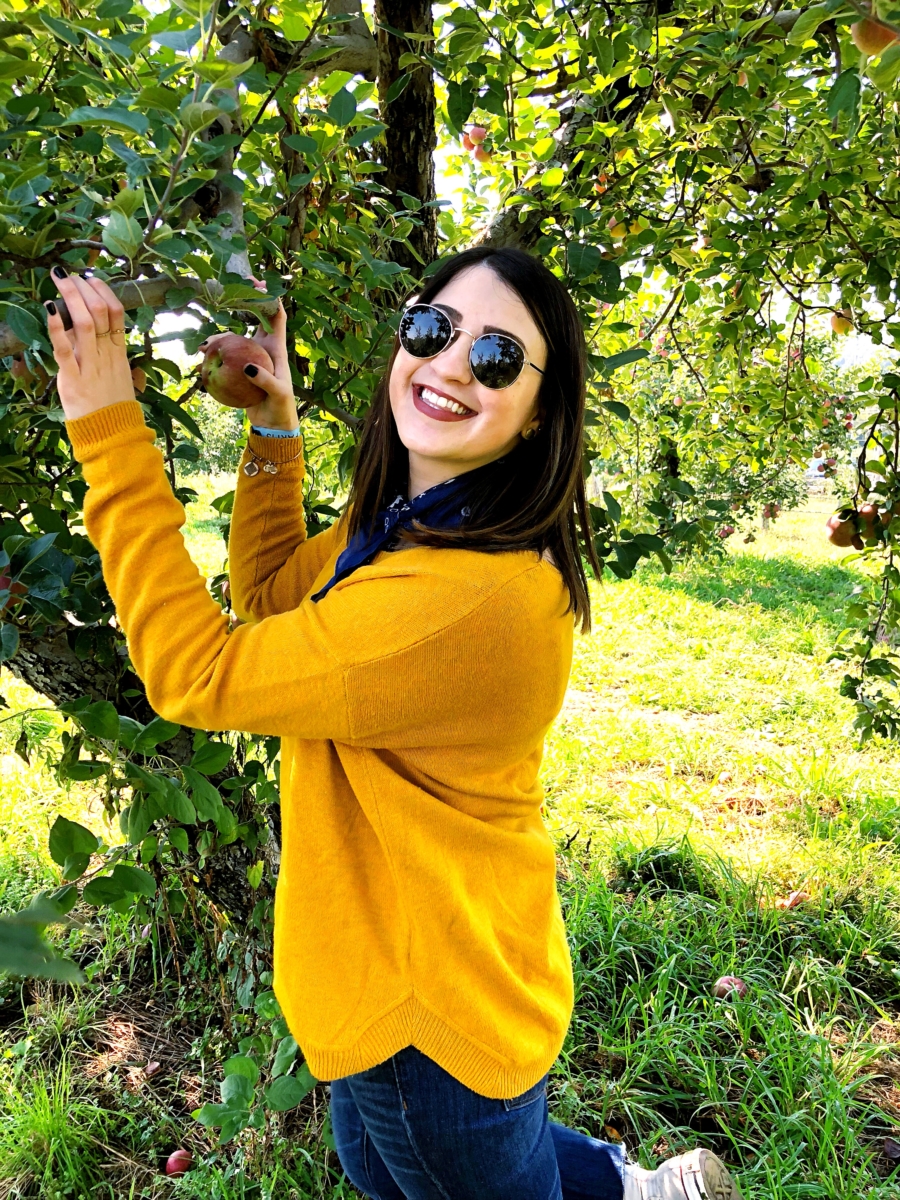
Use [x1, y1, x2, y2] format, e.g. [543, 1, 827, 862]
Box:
[346, 245, 601, 631]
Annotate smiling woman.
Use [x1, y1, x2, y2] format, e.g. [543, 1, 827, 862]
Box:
[42, 250, 743, 1200]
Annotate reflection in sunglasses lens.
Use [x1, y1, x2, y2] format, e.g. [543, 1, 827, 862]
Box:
[399, 306, 451, 358]
[471, 334, 525, 389]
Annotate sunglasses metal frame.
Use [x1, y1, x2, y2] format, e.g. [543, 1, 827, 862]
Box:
[399, 303, 545, 390]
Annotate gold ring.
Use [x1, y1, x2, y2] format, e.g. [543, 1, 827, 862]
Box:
[111, 328, 125, 334]
[97, 331, 111, 338]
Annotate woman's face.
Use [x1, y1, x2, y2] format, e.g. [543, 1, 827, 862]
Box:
[389, 264, 547, 495]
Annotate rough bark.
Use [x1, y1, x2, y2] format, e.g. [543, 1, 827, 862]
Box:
[375, 0, 437, 271]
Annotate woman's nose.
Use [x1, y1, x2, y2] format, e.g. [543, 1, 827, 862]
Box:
[435, 330, 473, 382]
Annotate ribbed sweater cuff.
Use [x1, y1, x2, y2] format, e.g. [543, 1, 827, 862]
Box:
[66, 400, 149, 461]
[247, 430, 304, 462]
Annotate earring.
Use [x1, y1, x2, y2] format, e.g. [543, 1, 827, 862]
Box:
[522, 426, 539, 441]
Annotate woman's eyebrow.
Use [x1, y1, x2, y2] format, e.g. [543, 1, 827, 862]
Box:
[432, 303, 524, 345]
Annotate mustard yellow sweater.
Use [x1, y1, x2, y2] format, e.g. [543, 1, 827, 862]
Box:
[67, 400, 575, 1099]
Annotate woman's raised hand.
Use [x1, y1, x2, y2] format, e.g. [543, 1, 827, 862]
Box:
[44, 268, 135, 421]
[202, 277, 298, 431]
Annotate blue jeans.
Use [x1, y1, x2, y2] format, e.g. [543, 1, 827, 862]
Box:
[330, 1046, 627, 1200]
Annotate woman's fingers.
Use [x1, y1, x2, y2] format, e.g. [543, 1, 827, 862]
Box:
[50, 269, 98, 362]
[243, 362, 284, 398]
[43, 301, 78, 373]
[84, 276, 127, 344]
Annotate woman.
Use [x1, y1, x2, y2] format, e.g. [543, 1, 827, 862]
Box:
[44, 247, 743, 1200]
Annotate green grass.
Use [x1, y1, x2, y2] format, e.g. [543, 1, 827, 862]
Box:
[3, 492, 900, 1196]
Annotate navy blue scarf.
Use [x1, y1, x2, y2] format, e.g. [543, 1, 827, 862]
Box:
[311, 461, 500, 602]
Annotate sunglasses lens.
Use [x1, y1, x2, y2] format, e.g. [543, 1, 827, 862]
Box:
[399, 305, 452, 358]
[470, 334, 525, 389]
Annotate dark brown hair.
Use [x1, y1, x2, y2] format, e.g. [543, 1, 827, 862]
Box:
[346, 245, 601, 631]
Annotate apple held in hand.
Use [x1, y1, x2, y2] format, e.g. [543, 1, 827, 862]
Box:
[199, 334, 274, 409]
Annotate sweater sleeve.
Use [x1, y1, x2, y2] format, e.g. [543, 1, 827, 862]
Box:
[228, 431, 343, 622]
[65, 402, 565, 745]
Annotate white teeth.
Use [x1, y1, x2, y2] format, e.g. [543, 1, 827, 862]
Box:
[420, 386, 471, 415]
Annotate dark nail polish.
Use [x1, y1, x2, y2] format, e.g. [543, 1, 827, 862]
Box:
[52, 266, 67, 279]
[44, 301, 57, 315]
[244, 364, 258, 377]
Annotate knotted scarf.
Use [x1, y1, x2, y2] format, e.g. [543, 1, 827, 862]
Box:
[311, 460, 502, 602]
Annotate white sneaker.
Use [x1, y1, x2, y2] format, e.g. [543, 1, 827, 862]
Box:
[622, 1148, 744, 1200]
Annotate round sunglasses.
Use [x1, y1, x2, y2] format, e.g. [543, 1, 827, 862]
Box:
[398, 303, 544, 391]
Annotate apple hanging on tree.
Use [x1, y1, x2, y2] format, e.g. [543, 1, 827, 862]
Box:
[850, 17, 899, 56]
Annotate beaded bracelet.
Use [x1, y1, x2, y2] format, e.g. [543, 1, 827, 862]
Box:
[243, 444, 303, 476]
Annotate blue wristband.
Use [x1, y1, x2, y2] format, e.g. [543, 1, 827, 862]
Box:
[252, 425, 300, 438]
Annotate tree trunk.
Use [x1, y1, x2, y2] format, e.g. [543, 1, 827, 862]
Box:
[375, 0, 437, 271]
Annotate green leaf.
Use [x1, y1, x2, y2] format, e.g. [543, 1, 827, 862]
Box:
[0, 622, 18, 662]
[194, 57, 254, 84]
[264, 1066, 316, 1111]
[247, 859, 264, 889]
[82, 874, 128, 905]
[40, 14, 83, 47]
[190, 740, 233, 775]
[826, 70, 860, 123]
[567, 242, 601, 281]
[446, 79, 474, 134]
[168, 826, 189, 854]
[48, 815, 100, 869]
[328, 87, 357, 127]
[223, 1054, 260, 1084]
[111, 863, 156, 897]
[785, 4, 829, 44]
[65, 106, 149, 136]
[102, 209, 143, 259]
[602, 399, 632, 421]
[385, 74, 410, 104]
[133, 716, 181, 754]
[0, 899, 84, 982]
[601, 348, 649, 373]
[165, 784, 196, 825]
[254, 989, 280, 1019]
[602, 491, 622, 523]
[868, 43, 900, 91]
[61, 853, 91, 881]
[78, 700, 120, 741]
[283, 133, 318, 155]
[347, 123, 385, 147]
[272, 1034, 298, 1078]
[221, 1073, 255, 1106]
[181, 765, 224, 821]
[125, 797, 153, 846]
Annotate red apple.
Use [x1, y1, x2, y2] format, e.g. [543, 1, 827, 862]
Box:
[851, 17, 898, 56]
[712, 975, 747, 999]
[473, 145, 492, 163]
[461, 133, 474, 151]
[198, 334, 274, 409]
[468, 125, 487, 144]
[165, 1148, 192, 1177]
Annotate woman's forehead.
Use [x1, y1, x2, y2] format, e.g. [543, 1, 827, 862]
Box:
[430, 266, 544, 345]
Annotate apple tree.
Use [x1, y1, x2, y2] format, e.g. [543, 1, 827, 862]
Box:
[3, 0, 900, 1001]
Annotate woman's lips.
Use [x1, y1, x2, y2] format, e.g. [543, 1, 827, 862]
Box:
[412, 383, 477, 422]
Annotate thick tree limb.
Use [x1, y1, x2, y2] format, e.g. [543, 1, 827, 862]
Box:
[0, 277, 280, 358]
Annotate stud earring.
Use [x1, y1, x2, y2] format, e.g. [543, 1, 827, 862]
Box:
[522, 426, 540, 441]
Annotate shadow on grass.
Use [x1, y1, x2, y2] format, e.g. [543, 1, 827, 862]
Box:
[633, 551, 863, 631]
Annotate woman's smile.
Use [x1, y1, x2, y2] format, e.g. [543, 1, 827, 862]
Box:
[412, 382, 478, 421]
